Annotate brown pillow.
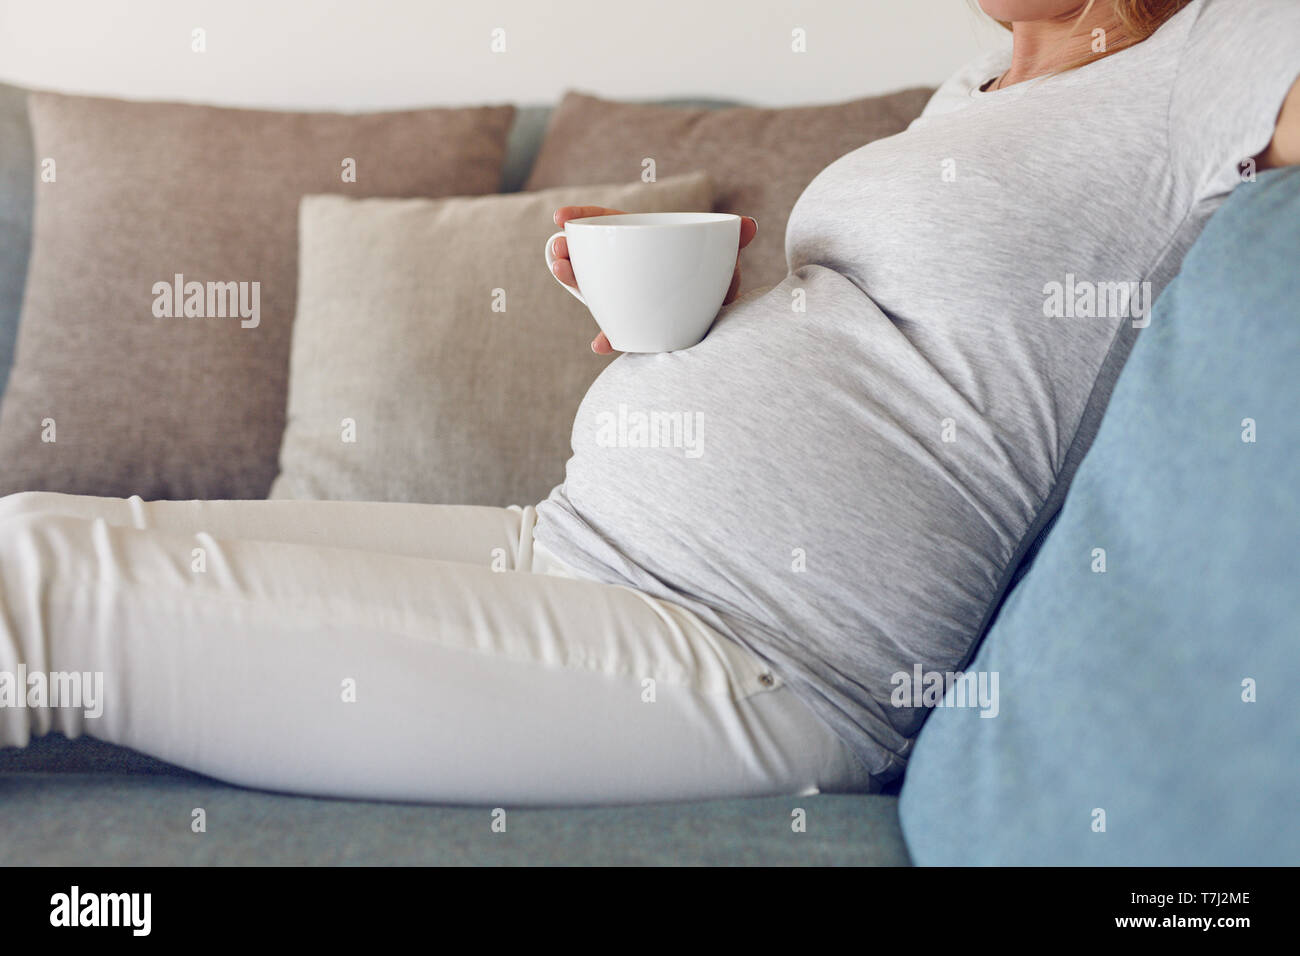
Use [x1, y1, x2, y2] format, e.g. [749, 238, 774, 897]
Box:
[0, 91, 514, 500]
[271, 172, 713, 507]
[525, 89, 934, 292]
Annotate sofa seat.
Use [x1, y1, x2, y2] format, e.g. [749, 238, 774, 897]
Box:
[0, 736, 910, 865]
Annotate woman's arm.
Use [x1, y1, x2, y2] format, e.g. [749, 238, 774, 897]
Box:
[1257, 75, 1300, 169]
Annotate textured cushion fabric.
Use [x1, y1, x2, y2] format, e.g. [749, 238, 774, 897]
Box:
[524, 89, 933, 292]
[0, 83, 34, 402]
[270, 172, 712, 507]
[899, 167, 1300, 866]
[500, 98, 744, 194]
[0, 737, 910, 865]
[0, 92, 515, 500]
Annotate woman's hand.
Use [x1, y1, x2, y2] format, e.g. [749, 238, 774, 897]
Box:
[549, 206, 759, 354]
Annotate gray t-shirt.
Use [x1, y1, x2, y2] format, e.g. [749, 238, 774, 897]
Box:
[536, 0, 1300, 782]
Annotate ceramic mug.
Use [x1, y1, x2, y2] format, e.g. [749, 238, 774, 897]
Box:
[544, 212, 741, 352]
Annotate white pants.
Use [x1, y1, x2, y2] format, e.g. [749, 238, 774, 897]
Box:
[0, 491, 873, 806]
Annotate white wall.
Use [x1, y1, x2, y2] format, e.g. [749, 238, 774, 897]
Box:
[0, 0, 1008, 109]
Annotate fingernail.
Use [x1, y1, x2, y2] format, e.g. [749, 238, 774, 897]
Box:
[590, 341, 598, 353]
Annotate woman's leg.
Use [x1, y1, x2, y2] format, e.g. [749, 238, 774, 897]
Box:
[0, 492, 872, 805]
[0, 491, 540, 567]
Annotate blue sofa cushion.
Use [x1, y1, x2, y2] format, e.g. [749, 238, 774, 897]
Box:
[0, 736, 912, 865]
[0, 83, 34, 402]
[899, 166, 1300, 866]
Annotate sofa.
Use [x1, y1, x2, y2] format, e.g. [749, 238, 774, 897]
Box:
[0, 80, 1294, 866]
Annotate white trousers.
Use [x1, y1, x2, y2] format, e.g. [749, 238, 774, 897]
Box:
[0, 491, 873, 806]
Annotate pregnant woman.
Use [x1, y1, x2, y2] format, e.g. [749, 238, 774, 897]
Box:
[2, 0, 1298, 804]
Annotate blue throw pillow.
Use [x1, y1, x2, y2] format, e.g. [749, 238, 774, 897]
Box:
[899, 166, 1300, 866]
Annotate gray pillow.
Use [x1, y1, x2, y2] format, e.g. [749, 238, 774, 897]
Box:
[0, 83, 34, 402]
[0, 91, 515, 500]
[271, 172, 713, 507]
[0, 90, 746, 411]
[500, 98, 745, 194]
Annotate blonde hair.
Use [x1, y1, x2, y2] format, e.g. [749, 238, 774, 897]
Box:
[986, 0, 1192, 73]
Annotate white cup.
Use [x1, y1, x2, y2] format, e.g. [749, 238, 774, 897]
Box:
[544, 212, 741, 353]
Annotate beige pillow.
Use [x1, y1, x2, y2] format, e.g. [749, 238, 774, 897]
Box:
[270, 172, 713, 507]
[525, 89, 934, 292]
[0, 92, 514, 500]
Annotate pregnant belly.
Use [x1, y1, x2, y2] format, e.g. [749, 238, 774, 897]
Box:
[541, 268, 1040, 715]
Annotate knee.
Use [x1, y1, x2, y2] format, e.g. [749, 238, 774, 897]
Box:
[0, 502, 54, 545]
[0, 490, 74, 526]
[0, 508, 90, 590]
[0, 508, 48, 587]
[0, 495, 86, 560]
